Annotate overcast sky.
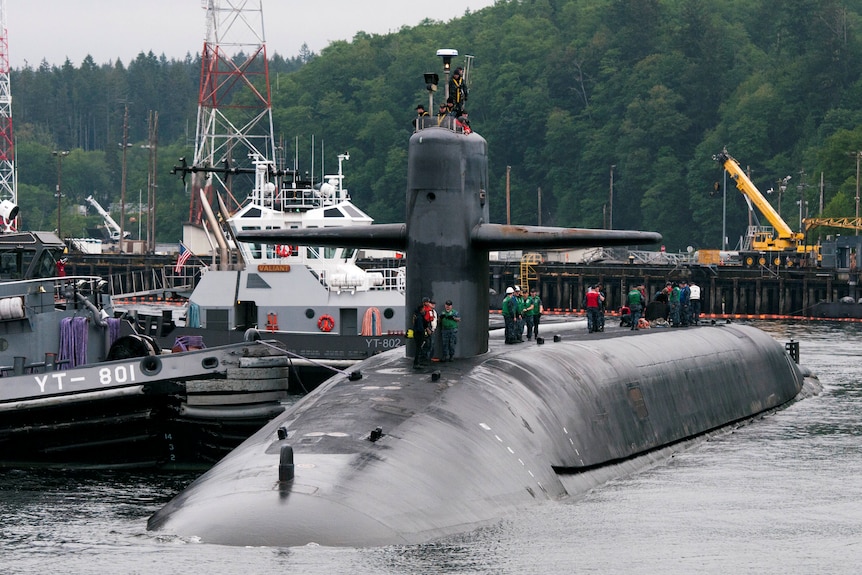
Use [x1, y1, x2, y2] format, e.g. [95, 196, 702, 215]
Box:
[7, 1, 496, 68]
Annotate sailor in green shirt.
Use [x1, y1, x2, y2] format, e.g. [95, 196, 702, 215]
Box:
[669, 282, 681, 327]
[440, 300, 460, 361]
[524, 286, 543, 340]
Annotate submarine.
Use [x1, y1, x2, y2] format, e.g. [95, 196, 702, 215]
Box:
[148, 65, 817, 546]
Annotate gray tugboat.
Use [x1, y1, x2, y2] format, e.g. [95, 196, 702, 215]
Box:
[124, 153, 407, 388]
[0, 214, 291, 470]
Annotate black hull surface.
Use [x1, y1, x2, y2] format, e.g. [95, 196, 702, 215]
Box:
[148, 323, 816, 546]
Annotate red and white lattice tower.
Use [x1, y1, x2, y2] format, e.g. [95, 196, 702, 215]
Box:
[0, 0, 16, 226]
[189, 0, 274, 226]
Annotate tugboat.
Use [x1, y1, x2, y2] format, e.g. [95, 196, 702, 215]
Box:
[0, 201, 292, 470]
[126, 153, 407, 388]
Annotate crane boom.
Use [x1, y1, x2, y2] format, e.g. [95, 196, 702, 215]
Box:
[804, 217, 862, 233]
[713, 148, 819, 267]
[714, 149, 802, 243]
[86, 195, 129, 242]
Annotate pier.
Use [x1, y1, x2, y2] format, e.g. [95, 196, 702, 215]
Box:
[63, 251, 862, 319]
[491, 255, 861, 318]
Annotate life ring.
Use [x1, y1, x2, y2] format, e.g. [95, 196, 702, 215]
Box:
[317, 314, 335, 332]
[275, 244, 293, 257]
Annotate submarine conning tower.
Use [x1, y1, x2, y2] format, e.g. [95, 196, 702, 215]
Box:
[405, 123, 661, 359]
[406, 127, 490, 358]
[231, 119, 660, 361]
[231, 54, 660, 362]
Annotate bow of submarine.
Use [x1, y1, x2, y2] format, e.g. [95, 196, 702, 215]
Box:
[147, 322, 806, 547]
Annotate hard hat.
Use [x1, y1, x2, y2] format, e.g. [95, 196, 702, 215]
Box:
[506, 287, 514, 294]
[514, 285, 521, 291]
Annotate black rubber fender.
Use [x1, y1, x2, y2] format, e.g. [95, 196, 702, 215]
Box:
[140, 354, 163, 376]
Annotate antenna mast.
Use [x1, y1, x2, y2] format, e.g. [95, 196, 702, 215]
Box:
[189, 0, 275, 227]
[0, 0, 16, 224]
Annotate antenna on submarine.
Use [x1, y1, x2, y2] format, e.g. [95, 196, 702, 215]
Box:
[463, 54, 474, 84]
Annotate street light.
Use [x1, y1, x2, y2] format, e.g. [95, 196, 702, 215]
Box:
[856, 151, 861, 235]
[767, 175, 791, 218]
[722, 167, 727, 251]
[53, 150, 70, 237]
[797, 170, 807, 231]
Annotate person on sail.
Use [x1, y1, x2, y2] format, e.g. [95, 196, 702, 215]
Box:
[414, 104, 430, 129]
[448, 67, 468, 116]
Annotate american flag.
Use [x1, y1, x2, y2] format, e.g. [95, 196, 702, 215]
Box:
[174, 244, 192, 273]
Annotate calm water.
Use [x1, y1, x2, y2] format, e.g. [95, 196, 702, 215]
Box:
[2, 321, 860, 574]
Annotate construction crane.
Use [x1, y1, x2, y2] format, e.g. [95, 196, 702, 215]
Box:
[86, 195, 130, 242]
[714, 148, 820, 268]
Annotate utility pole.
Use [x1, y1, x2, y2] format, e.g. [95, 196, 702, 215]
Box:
[53, 150, 69, 236]
[722, 168, 727, 251]
[145, 110, 159, 252]
[119, 103, 129, 253]
[856, 151, 860, 235]
[797, 170, 806, 232]
[609, 164, 615, 229]
[506, 165, 511, 225]
[537, 187, 542, 226]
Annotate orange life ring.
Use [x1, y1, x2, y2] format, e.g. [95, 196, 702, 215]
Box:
[317, 314, 335, 332]
[275, 244, 292, 257]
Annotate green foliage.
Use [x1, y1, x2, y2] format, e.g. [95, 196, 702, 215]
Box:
[11, 0, 862, 251]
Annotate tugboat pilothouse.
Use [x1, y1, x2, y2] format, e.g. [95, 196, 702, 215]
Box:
[157, 154, 407, 383]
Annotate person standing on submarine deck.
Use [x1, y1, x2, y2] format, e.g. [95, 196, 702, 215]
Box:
[627, 285, 645, 331]
[502, 287, 518, 344]
[524, 286, 543, 340]
[412, 297, 432, 368]
[440, 300, 460, 361]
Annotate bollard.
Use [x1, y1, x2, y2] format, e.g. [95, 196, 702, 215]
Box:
[785, 338, 799, 364]
[278, 445, 294, 482]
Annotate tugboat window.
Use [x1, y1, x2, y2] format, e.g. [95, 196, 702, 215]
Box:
[0, 253, 18, 279]
[34, 252, 56, 278]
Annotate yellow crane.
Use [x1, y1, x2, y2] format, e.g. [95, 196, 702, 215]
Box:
[714, 149, 820, 268]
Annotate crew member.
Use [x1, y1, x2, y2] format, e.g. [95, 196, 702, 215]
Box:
[412, 297, 431, 368]
[502, 287, 518, 343]
[627, 284, 645, 331]
[414, 104, 429, 129]
[689, 281, 701, 325]
[448, 67, 468, 116]
[440, 300, 461, 361]
[524, 286, 543, 340]
[585, 286, 604, 333]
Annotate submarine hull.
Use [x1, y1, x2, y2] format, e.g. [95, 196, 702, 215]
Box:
[149, 323, 807, 546]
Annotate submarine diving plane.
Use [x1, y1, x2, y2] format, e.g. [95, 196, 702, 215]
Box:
[148, 59, 817, 547]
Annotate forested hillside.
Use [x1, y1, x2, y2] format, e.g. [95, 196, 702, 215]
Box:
[11, 0, 862, 252]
